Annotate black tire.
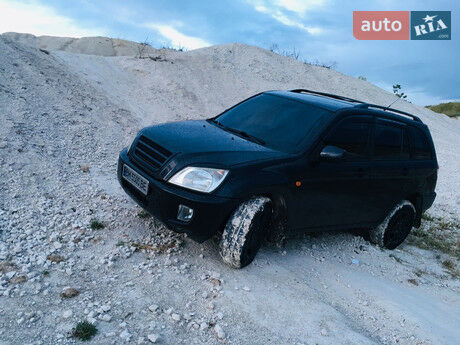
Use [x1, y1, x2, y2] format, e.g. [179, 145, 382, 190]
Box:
[219, 197, 272, 268]
[369, 200, 416, 249]
[266, 216, 287, 247]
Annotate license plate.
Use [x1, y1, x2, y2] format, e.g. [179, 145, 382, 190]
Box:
[122, 165, 149, 195]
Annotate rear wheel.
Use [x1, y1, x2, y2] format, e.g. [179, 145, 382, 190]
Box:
[369, 200, 416, 249]
[219, 197, 272, 268]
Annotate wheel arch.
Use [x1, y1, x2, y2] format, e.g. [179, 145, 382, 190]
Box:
[406, 193, 422, 228]
[231, 189, 289, 239]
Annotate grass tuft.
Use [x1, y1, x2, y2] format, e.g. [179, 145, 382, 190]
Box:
[408, 216, 459, 259]
[389, 253, 403, 263]
[72, 321, 97, 341]
[268, 43, 336, 69]
[414, 269, 426, 277]
[90, 219, 104, 230]
[442, 259, 455, 270]
[407, 278, 419, 286]
[137, 210, 151, 219]
[421, 213, 438, 222]
[441, 259, 459, 278]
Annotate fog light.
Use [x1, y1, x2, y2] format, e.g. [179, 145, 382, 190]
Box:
[177, 205, 194, 222]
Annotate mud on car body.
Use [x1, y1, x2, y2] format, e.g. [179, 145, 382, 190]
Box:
[118, 89, 438, 268]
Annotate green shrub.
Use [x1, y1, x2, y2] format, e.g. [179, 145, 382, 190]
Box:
[90, 219, 104, 230]
[73, 321, 97, 341]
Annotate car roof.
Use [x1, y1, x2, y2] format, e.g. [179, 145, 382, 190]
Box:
[265, 90, 355, 111]
[264, 90, 424, 125]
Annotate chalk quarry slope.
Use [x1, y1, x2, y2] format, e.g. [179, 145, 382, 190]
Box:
[0, 34, 459, 345]
[10, 33, 459, 216]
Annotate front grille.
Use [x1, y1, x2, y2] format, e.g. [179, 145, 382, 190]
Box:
[133, 136, 173, 170]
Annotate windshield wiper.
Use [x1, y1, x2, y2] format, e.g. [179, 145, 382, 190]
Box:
[226, 127, 266, 145]
[209, 119, 265, 145]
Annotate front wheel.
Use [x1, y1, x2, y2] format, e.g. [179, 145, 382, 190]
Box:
[219, 197, 272, 268]
[369, 200, 416, 249]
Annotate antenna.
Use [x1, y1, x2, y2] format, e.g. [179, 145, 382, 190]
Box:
[383, 96, 402, 111]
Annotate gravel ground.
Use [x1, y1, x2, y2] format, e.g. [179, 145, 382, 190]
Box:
[0, 34, 459, 345]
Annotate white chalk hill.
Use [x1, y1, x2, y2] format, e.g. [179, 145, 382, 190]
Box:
[1, 32, 459, 345]
[2, 32, 458, 215]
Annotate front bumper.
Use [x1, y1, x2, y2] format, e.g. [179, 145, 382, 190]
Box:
[118, 148, 238, 242]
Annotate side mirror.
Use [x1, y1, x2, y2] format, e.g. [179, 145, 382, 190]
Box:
[320, 145, 346, 160]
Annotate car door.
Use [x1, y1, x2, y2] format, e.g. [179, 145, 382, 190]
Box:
[369, 118, 415, 221]
[292, 115, 376, 230]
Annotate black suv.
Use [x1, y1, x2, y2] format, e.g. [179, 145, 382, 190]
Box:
[118, 89, 437, 268]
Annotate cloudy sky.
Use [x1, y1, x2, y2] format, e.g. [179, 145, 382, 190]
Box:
[0, 0, 458, 105]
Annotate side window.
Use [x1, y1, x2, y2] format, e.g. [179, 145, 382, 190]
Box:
[326, 120, 370, 158]
[409, 127, 432, 160]
[373, 123, 404, 160]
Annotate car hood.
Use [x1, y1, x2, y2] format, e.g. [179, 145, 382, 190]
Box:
[140, 120, 289, 168]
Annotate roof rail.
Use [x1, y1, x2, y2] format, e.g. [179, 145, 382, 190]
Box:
[290, 89, 365, 104]
[354, 103, 422, 122]
[290, 89, 423, 123]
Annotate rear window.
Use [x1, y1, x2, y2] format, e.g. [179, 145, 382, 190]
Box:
[409, 127, 432, 160]
[215, 94, 330, 153]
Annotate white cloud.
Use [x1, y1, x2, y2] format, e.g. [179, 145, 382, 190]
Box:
[144, 23, 211, 50]
[0, 0, 106, 37]
[271, 9, 323, 34]
[275, 0, 326, 16]
[254, 3, 323, 35]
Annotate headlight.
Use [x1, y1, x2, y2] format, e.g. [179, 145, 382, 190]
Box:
[168, 167, 229, 193]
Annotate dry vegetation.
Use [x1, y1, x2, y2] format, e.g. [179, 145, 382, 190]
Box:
[426, 102, 460, 118]
[409, 214, 460, 258]
[408, 214, 459, 276]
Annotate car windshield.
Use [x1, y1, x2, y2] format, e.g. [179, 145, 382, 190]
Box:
[212, 93, 330, 153]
